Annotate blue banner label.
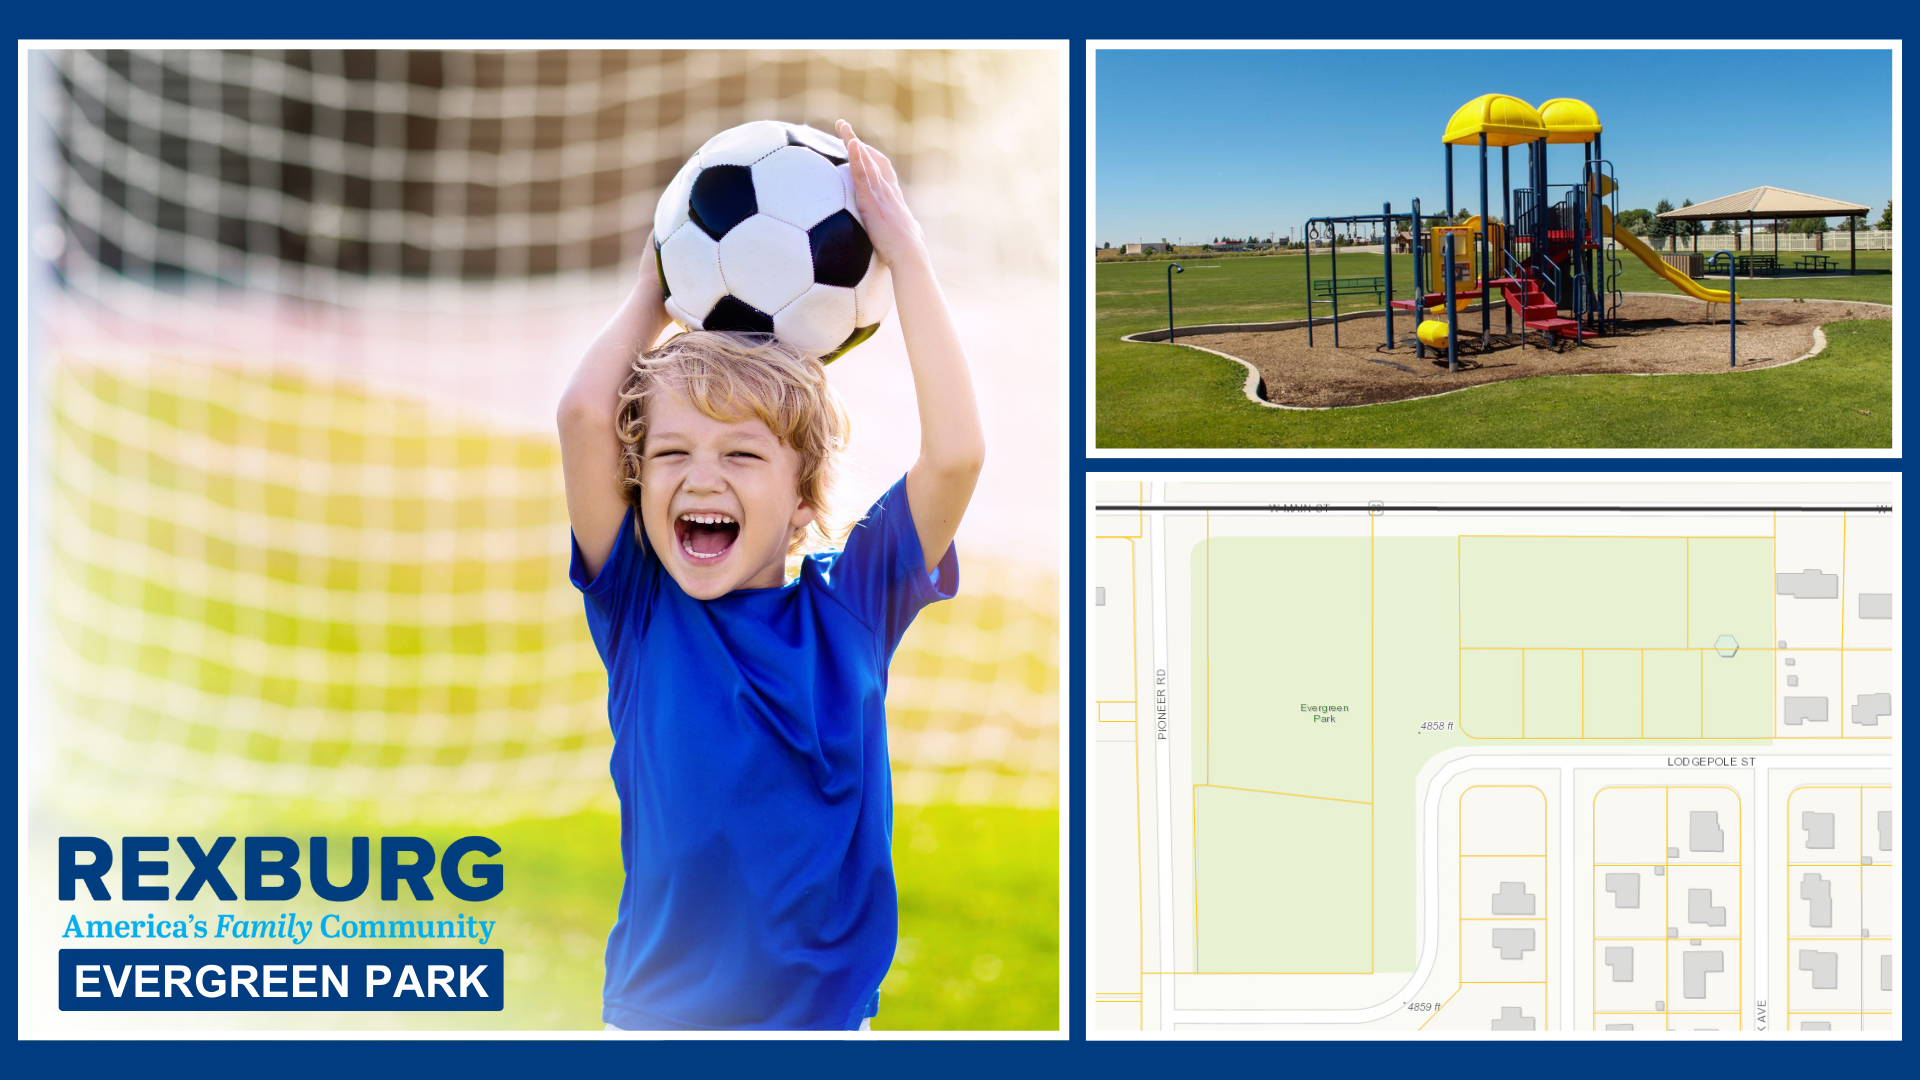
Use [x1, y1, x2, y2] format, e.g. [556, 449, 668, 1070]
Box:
[59, 949, 504, 1011]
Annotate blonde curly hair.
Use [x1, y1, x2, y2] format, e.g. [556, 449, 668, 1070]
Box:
[616, 331, 850, 555]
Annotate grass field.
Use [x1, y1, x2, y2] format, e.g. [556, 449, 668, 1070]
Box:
[1095, 249, 1893, 449]
[878, 804, 1060, 1030]
[284, 805, 1057, 1031]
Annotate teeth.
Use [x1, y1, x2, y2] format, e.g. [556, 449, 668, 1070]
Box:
[681, 541, 722, 560]
[679, 513, 736, 525]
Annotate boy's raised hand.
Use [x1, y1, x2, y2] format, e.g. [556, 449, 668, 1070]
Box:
[834, 120, 983, 573]
[836, 121, 927, 269]
[557, 230, 674, 579]
[637, 230, 668, 306]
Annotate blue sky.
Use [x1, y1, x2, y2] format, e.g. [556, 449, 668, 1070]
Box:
[1095, 48, 1894, 244]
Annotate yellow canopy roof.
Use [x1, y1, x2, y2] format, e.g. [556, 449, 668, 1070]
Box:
[1442, 93, 1545, 147]
[1537, 97, 1602, 144]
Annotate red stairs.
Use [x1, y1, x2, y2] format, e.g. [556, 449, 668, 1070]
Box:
[1494, 275, 1579, 338]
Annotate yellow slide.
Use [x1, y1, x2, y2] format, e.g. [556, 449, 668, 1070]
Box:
[1598, 204, 1734, 304]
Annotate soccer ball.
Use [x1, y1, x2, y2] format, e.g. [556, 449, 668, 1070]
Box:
[653, 120, 893, 363]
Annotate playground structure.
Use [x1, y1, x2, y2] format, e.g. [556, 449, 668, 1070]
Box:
[1303, 94, 1737, 372]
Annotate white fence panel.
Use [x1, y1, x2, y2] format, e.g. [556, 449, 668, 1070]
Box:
[1617, 228, 1891, 253]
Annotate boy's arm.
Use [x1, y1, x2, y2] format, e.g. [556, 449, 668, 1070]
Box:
[557, 239, 671, 579]
[838, 121, 985, 571]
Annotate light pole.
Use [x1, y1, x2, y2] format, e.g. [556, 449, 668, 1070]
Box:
[1166, 262, 1184, 342]
[1728, 252, 1737, 368]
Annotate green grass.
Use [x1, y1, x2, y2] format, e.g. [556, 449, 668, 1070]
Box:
[1095, 249, 1892, 449]
[252, 805, 1056, 1031]
[877, 804, 1059, 1031]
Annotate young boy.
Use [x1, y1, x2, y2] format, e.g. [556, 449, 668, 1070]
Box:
[556, 121, 984, 1030]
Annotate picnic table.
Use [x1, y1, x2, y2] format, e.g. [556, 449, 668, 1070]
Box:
[1796, 254, 1837, 272]
[1706, 252, 1779, 277]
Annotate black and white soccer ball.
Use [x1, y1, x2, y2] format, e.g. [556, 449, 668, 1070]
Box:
[653, 121, 893, 363]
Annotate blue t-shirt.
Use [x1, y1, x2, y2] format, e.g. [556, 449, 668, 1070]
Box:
[570, 474, 958, 1030]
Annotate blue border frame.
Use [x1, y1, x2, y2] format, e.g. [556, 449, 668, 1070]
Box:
[8, 6, 1912, 1071]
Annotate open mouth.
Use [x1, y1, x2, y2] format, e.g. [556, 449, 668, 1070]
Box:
[674, 512, 739, 562]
